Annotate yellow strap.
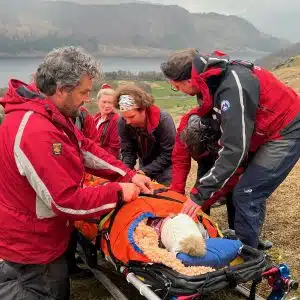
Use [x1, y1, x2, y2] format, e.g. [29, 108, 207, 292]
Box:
[230, 256, 244, 266]
[99, 209, 115, 230]
[197, 210, 224, 238]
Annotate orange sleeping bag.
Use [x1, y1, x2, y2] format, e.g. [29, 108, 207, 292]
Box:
[75, 178, 221, 265]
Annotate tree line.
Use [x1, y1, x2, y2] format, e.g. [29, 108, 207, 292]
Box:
[0, 71, 165, 94]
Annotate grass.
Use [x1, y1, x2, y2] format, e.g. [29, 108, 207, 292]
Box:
[73, 79, 300, 300]
[86, 80, 197, 115]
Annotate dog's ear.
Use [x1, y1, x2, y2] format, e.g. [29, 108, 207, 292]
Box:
[179, 235, 206, 257]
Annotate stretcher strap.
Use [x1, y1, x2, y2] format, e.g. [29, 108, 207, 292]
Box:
[139, 190, 183, 204]
[101, 191, 124, 269]
[99, 210, 115, 230]
[197, 210, 223, 238]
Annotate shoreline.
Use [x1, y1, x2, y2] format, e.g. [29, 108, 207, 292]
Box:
[0, 54, 169, 59]
[0, 48, 270, 61]
[0, 50, 170, 60]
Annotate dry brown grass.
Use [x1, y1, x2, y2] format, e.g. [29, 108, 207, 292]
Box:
[195, 162, 300, 299]
[273, 55, 300, 93]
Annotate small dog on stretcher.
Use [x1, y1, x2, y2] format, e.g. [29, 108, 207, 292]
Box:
[75, 181, 243, 277]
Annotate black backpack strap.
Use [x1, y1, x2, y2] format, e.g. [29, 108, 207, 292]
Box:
[101, 191, 124, 269]
[230, 59, 254, 70]
[139, 188, 184, 204]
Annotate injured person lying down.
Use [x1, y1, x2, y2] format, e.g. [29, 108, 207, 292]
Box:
[75, 182, 243, 277]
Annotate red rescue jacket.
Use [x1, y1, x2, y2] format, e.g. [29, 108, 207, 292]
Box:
[0, 79, 135, 264]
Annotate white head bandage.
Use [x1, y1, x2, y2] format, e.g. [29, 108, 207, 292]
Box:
[119, 95, 139, 112]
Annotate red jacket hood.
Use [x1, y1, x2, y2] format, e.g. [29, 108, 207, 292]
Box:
[2, 79, 74, 131]
[145, 105, 161, 133]
[187, 51, 228, 130]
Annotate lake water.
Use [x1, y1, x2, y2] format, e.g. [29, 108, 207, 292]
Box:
[0, 56, 163, 88]
[0, 53, 261, 88]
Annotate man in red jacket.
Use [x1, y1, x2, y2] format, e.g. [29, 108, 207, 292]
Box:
[161, 48, 300, 249]
[0, 46, 152, 299]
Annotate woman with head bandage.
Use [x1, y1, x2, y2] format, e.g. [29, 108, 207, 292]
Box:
[114, 84, 176, 185]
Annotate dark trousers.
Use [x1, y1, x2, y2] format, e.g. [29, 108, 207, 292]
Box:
[65, 229, 78, 274]
[233, 139, 300, 248]
[0, 255, 70, 300]
[151, 167, 172, 186]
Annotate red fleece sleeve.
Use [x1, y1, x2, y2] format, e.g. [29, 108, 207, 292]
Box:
[170, 134, 191, 194]
[77, 130, 135, 182]
[20, 130, 123, 220]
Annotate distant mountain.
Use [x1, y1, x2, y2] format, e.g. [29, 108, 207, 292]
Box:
[0, 0, 289, 58]
[46, 0, 300, 43]
[255, 42, 300, 70]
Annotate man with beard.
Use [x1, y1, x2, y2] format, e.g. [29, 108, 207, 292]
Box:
[0, 46, 152, 300]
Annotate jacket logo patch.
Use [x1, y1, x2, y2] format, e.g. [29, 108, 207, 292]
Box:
[52, 143, 62, 155]
[220, 100, 230, 112]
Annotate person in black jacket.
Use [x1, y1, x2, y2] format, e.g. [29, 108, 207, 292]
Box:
[115, 84, 176, 185]
[160, 48, 300, 249]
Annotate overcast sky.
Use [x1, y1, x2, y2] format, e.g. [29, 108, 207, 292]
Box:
[58, 0, 300, 14]
[47, 0, 300, 41]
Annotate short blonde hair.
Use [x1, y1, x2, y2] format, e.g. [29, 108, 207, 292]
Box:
[114, 84, 154, 110]
[97, 88, 115, 100]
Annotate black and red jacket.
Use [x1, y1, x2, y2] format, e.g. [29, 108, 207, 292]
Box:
[174, 51, 300, 206]
[118, 105, 176, 180]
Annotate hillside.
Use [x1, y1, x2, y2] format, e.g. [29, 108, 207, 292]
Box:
[272, 55, 300, 93]
[255, 42, 300, 69]
[0, 0, 288, 58]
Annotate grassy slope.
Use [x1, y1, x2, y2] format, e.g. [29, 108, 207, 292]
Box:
[73, 68, 300, 299]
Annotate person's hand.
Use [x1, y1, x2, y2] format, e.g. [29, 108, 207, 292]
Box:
[119, 183, 141, 203]
[181, 197, 202, 219]
[136, 169, 146, 175]
[131, 174, 153, 194]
